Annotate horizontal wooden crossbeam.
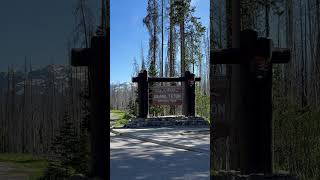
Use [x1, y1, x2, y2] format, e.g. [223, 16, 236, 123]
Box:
[71, 48, 92, 67]
[211, 48, 241, 64]
[149, 77, 201, 82]
[132, 77, 139, 82]
[271, 48, 291, 64]
[132, 77, 201, 83]
[211, 48, 290, 64]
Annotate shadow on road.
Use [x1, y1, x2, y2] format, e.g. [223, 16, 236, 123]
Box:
[110, 131, 209, 180]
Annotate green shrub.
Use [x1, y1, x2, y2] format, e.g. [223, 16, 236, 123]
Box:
[273, 100, 320, 180]
[114, 111, 133, 127]
[195, 86, 210, 121]
[41, 160, 76, 180]
[42, 104, 90, 179]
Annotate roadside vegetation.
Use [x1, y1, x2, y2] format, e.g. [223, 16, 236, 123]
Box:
[0, 153, 48, 180]
[111, 109, 134, 128]
[195, 85, 210, 122]
[273, 104, 320, 180]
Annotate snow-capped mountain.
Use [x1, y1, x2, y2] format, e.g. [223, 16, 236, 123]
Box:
[0, 65, 87, 95]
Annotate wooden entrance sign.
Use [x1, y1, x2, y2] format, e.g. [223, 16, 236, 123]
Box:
[149, 85, 182, 105]
[132, 71, 201, 118]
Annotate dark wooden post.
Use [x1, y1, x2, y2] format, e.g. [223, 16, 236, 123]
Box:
[142, 70, 148, 118]
[183, 71, 189, 117]
[71, 35, 108, 179]
[137, 72, 144, 118]
[189, 72, 195, 116]
[133, 73, 142, 117]
[133, 70, 148, 118]
[230, 0, 242, 171]
[184, 71, 195, 116]
[89, 36, 108, 179]
[239, 30, 262, 174]
[211, 29, 290, 175]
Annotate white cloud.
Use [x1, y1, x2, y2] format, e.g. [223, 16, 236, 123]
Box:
[191, 0, 200, 6]
[131, 15, 140, 26]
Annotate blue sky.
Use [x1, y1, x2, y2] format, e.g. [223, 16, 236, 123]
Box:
[0, 1, 100, 71]
[0, 1, 208, 82]
[110, 0, 209, 84]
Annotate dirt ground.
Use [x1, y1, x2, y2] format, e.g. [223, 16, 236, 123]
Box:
[0, 162, 30, 180]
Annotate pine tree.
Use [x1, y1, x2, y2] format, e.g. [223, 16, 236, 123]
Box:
[144, 0, 160, 78]
[143, 0, 161, 116]
[43, 111, 78, 179]
[141, 43, 146, 71]
[43, 95, 90, 179]
[74, 88, 90, 175]
[128, 98, 137, 117]
[170, 0, 204, 75]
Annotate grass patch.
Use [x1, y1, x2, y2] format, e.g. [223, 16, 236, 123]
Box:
[111, 110, 133, 128]
[0, 153, 48, 180]
[114, 118, 129, 127]
[110, 109, 125, 114]
[111, 110, 125, 118]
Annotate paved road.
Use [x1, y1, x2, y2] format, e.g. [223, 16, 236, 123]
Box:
[110, 112, 121, 128]
[0, 163, 29, 180]
[110, 128, 210, 180]
[110, 113, 121, 120]
[114, 128, 209, 152]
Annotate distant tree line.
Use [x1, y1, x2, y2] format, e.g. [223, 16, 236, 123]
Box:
[0, 64, 87, 156]
[110, 83, 136, 111]
[0, 0, 102, 178]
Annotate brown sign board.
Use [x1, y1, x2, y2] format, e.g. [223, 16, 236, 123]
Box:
[211, 76, 229, 121]
[150, 86, 182, 105]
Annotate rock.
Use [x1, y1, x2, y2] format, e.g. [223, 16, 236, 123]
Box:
[212, 171, 299, 180]
[89, 178, 104, 180]
[70, 174, 87, 180]
[124, 116, 209, 128]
